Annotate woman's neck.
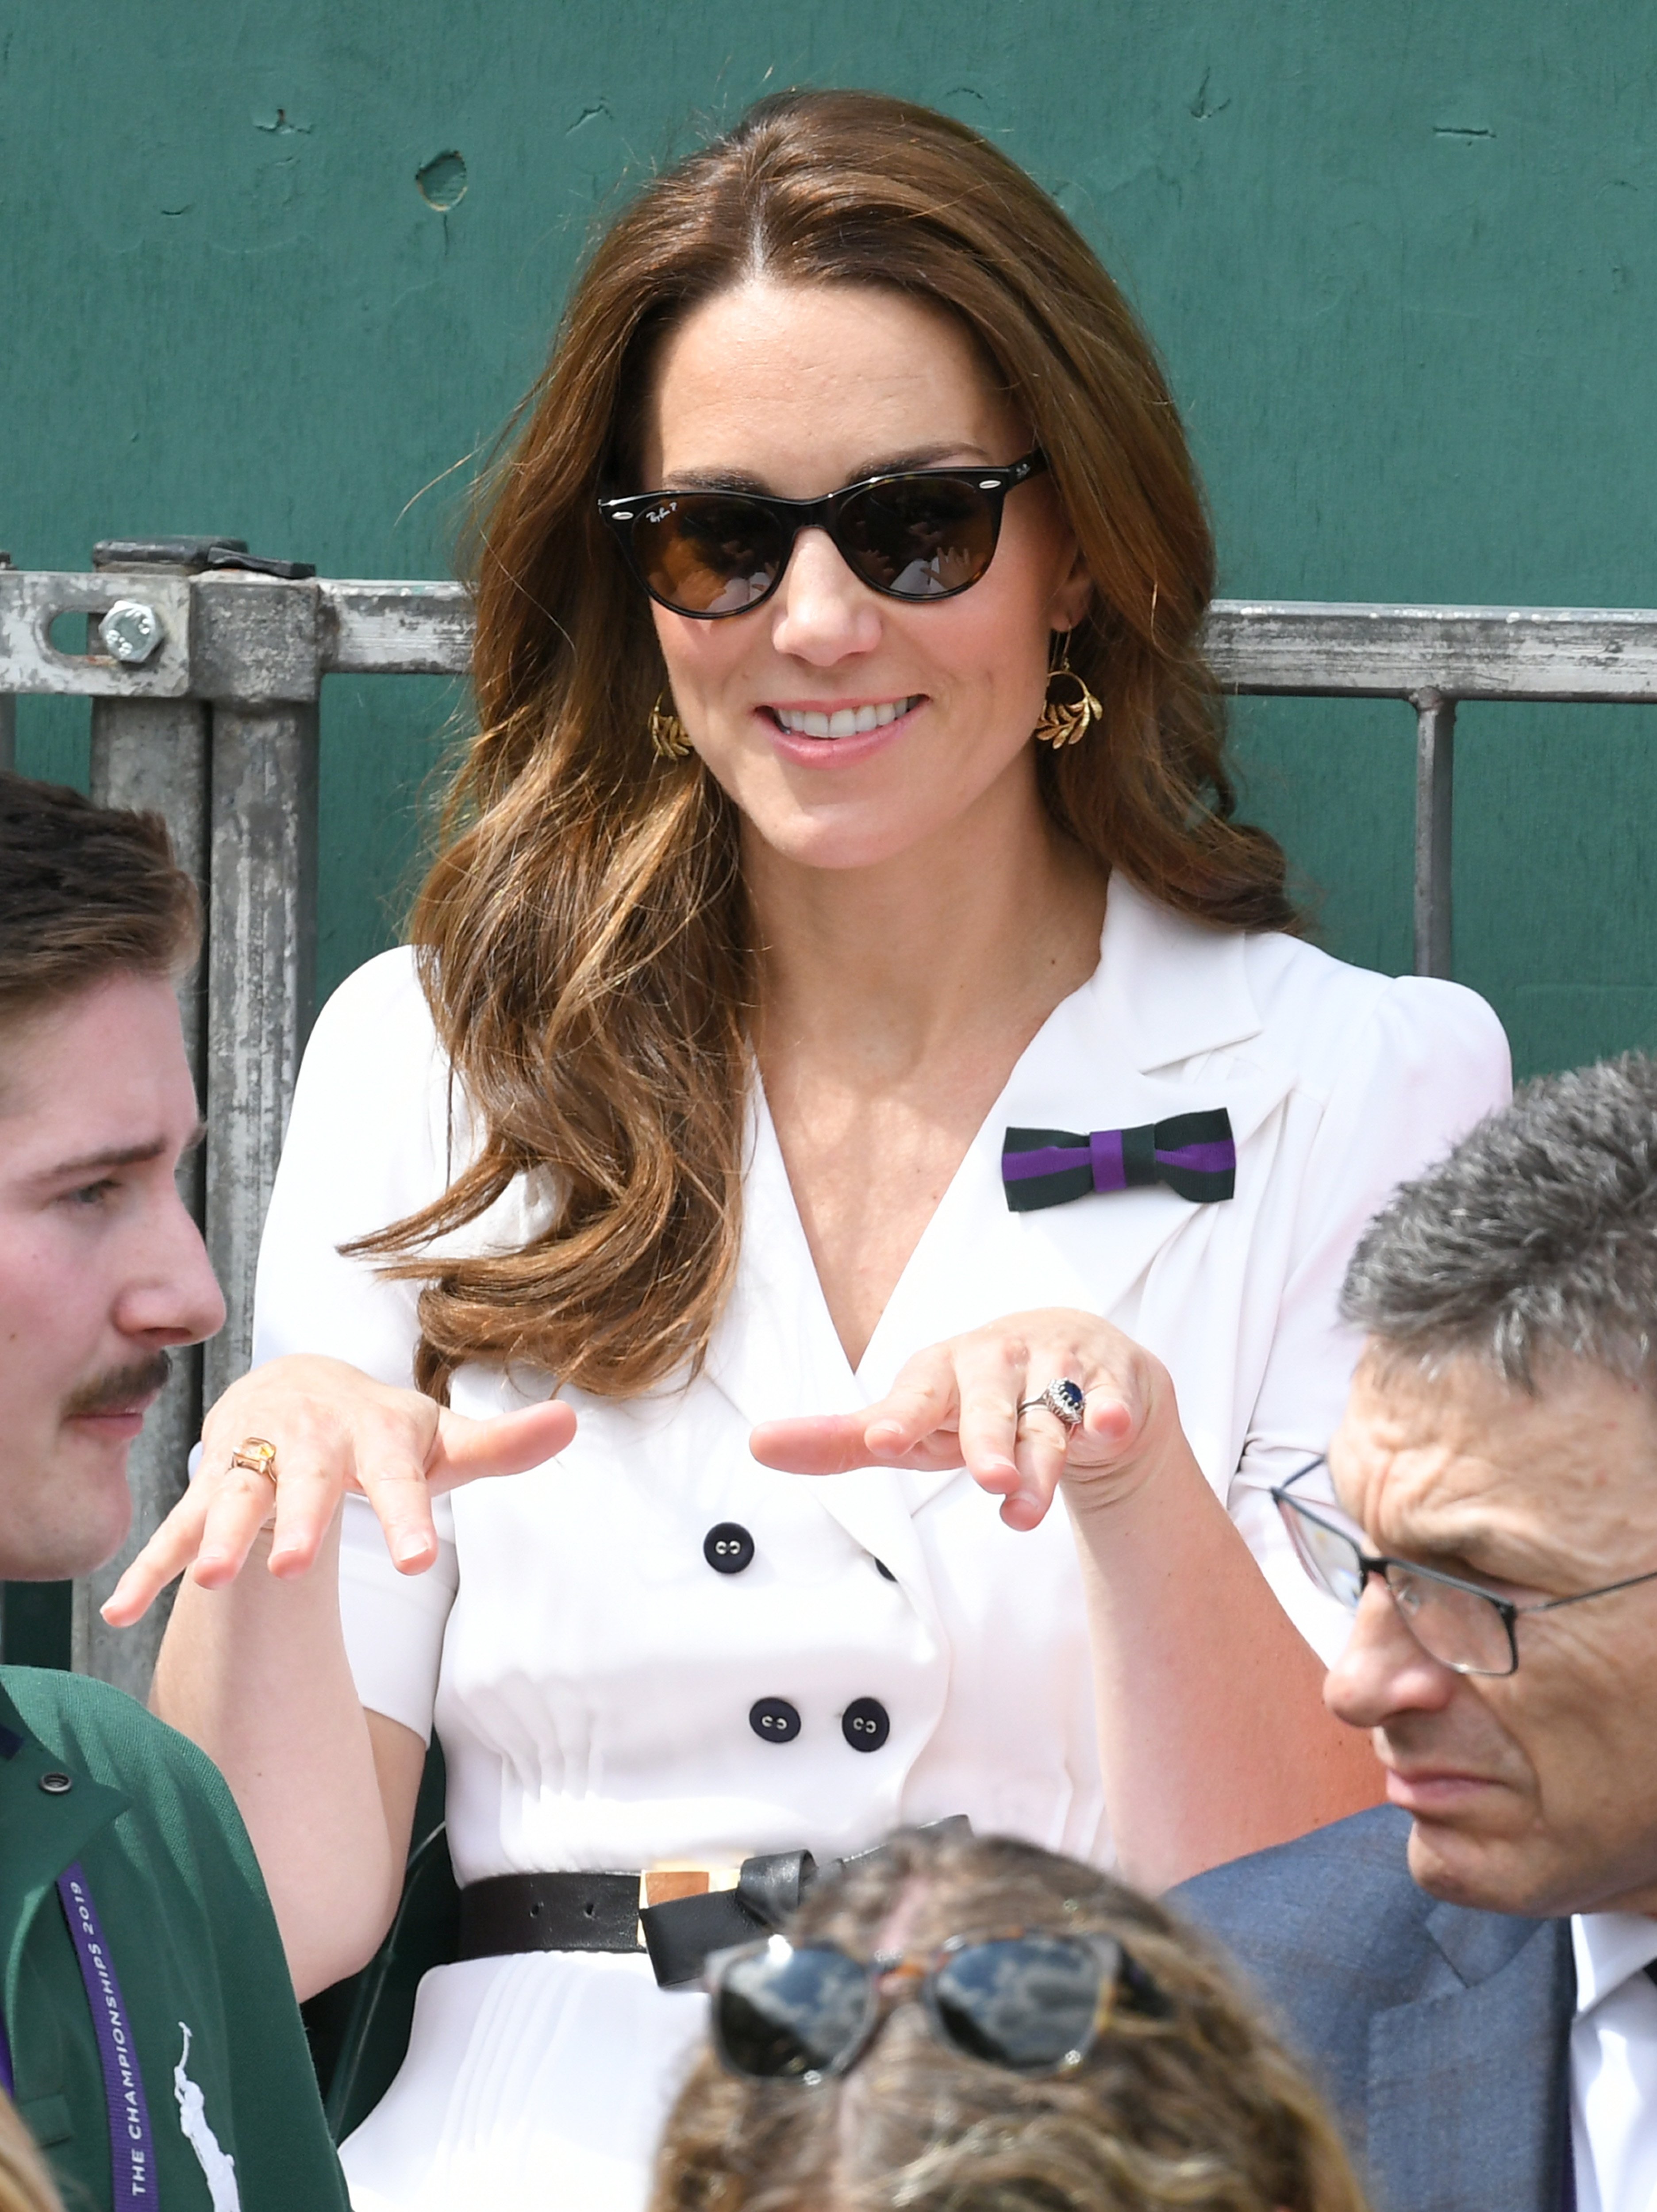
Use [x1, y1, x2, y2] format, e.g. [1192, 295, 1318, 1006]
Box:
[746, 773, 1108, 1090]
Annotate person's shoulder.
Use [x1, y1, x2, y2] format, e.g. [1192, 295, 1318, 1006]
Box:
[310, 943, 433, 1050]
[3, 1667, 260, 1873]
[1106, 876, 1509, 1106]
[296, 945, 450, 1113]
[1174, 1802, 1426, 1937]
[1171, 1807, 1448, 2055]
[1241, 926, 1507, 1080]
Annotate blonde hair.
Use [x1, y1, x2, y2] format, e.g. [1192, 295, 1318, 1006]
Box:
[357, 89, 1296, 1403]
[652, 1828, 1367, 2212]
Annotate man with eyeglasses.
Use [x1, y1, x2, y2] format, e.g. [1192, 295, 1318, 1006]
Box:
[1176, 1053, 1657, 2212]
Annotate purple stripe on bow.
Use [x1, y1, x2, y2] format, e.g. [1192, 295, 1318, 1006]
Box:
[1001, 1137, 1236, 1188]
[1003, 1144, 1092, 1184]
[1158, 1141, 1235, 1175]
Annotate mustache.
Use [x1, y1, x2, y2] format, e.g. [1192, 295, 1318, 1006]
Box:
[62, 1351, 173, 1421]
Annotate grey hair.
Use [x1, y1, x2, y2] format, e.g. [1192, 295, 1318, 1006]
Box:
[1341, 1052, 1657, 1388]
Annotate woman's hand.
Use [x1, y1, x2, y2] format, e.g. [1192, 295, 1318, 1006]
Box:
[748, 1307, 1181, 1530]
[104, 1353, 576, 1625]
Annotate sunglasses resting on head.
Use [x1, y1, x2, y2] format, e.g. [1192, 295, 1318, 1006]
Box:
[705, 1924, 1159, 2086]
[599, 451, 1048, 618]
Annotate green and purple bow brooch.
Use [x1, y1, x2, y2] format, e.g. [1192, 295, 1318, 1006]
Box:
[1001, 1109, 1236, 1212]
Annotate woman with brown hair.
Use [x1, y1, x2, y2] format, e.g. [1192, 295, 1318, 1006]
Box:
[654, 1824, 1366, 2212]
[129, 85, 1503, 2212]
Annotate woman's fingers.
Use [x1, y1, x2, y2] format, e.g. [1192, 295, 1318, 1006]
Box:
[353, 1453, 440, 1574]
[428, 1400, 577, 1488]
[102, 1487, 214, 1625]
[752, 1312, 1169, 1531]
[749, 1414, 887, 1476]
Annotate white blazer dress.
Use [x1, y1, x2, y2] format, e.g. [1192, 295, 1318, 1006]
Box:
[250, 874, 1511, 2212]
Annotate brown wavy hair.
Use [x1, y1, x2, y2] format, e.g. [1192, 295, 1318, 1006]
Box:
[651, 1826, 1366, 2212]
[355, 88, 1298, 1402]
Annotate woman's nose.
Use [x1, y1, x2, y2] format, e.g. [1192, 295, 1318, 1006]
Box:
[768, 529, 883, 664]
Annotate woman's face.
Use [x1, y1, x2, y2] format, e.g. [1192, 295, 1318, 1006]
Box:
[638, 279, 1092, 875]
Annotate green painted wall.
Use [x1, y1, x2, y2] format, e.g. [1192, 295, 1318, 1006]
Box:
[6, 2, 1657, 1075]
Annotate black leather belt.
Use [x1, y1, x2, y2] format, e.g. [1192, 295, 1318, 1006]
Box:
[458, 1850, 818, 1989]
[458, 1818, 971, 1990]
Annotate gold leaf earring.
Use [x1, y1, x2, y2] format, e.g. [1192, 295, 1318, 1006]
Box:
[648, 695, 692, 761]
[1033, 632, 1103, 749]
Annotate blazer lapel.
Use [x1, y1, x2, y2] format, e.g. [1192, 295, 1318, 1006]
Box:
[703, 1089, 942, 1613]
[855, 874, 1296, 1498]
[706, 873, 1298, 1582]
[1365, 1909, 1574, 2212]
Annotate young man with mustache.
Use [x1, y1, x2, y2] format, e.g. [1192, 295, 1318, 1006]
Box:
[1176, 1054, 1657, 2212]
[0, 771, 350, 2211]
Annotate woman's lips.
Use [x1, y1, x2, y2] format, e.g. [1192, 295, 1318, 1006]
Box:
[760, 696, 923, 768]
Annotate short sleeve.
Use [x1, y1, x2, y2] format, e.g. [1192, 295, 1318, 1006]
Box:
[1229, 974, 1511, 1661]
[254, 949, 462, 1734]
[337, 1493, 456, 1743]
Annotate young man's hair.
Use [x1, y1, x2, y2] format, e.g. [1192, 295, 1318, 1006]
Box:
[0, 772, 199, 1022]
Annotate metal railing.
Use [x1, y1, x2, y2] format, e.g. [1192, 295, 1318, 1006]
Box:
[6, 540, 1657, 1691]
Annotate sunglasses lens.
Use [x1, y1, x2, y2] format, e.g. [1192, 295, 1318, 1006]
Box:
[839, 476, 1000, 599]
[929, 1936, 1113, 2073]
[631, 494, 788, 615]
[715, 1943, 873, 2081]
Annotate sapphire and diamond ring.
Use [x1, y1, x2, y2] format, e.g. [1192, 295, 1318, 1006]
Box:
[1017, 1379, 1087, 1430]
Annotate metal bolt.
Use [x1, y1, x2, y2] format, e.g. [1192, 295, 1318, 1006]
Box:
[100, 599, 163, 664]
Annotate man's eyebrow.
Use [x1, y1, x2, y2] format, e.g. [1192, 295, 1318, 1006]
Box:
[35, 1120, 208, 1183]
[661, 445, 992, 494]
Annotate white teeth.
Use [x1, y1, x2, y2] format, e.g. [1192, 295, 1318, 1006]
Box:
[775, 696, 915, 737]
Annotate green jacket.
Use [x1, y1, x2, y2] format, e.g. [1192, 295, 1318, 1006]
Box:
[0, 1666, 348, 2212]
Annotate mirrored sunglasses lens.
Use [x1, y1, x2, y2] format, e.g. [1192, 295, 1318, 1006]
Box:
[840, 477, 998, 599]
[1388, 1569, 1514, 1674]
[715, 1944, 872, 2081]
[929, 1936, 1110, 2073]
[633, 495, 786, 614]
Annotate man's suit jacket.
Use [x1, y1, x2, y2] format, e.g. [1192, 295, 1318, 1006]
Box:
[1173, 1805, 1575, 2212]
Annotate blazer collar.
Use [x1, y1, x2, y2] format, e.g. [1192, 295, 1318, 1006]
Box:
[1096, 873, 1264, 1072]
[704, 876, 1286, 1596]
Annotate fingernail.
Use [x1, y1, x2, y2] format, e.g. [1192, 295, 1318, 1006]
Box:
[866, 1422, 903, 1446]
[395, 1536, 429, 1566]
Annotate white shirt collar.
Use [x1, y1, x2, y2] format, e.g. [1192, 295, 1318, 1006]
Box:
[1573, 1912, 1657, 2016]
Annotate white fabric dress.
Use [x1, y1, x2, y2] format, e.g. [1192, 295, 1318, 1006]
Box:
[250, 875, 1511, 2212]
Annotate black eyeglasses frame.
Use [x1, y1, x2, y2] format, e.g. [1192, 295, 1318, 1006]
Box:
[596, 450, 1049, 620]
[1270, 1456, 1657, 1678]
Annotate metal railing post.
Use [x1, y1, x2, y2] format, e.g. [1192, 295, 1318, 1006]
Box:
[78, 626, 213, 1690]
[196, 572, 321, 1407]
[1411, 689, 1457, 979]
[70, 541, 243, 1690]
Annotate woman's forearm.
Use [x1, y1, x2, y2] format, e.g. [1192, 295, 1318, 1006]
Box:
[1067, 1436, 1383, 1893]
[151, 1515, 422, 1998]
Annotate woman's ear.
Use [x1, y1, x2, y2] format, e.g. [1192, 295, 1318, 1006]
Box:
[1048, 539, 1094, 635]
